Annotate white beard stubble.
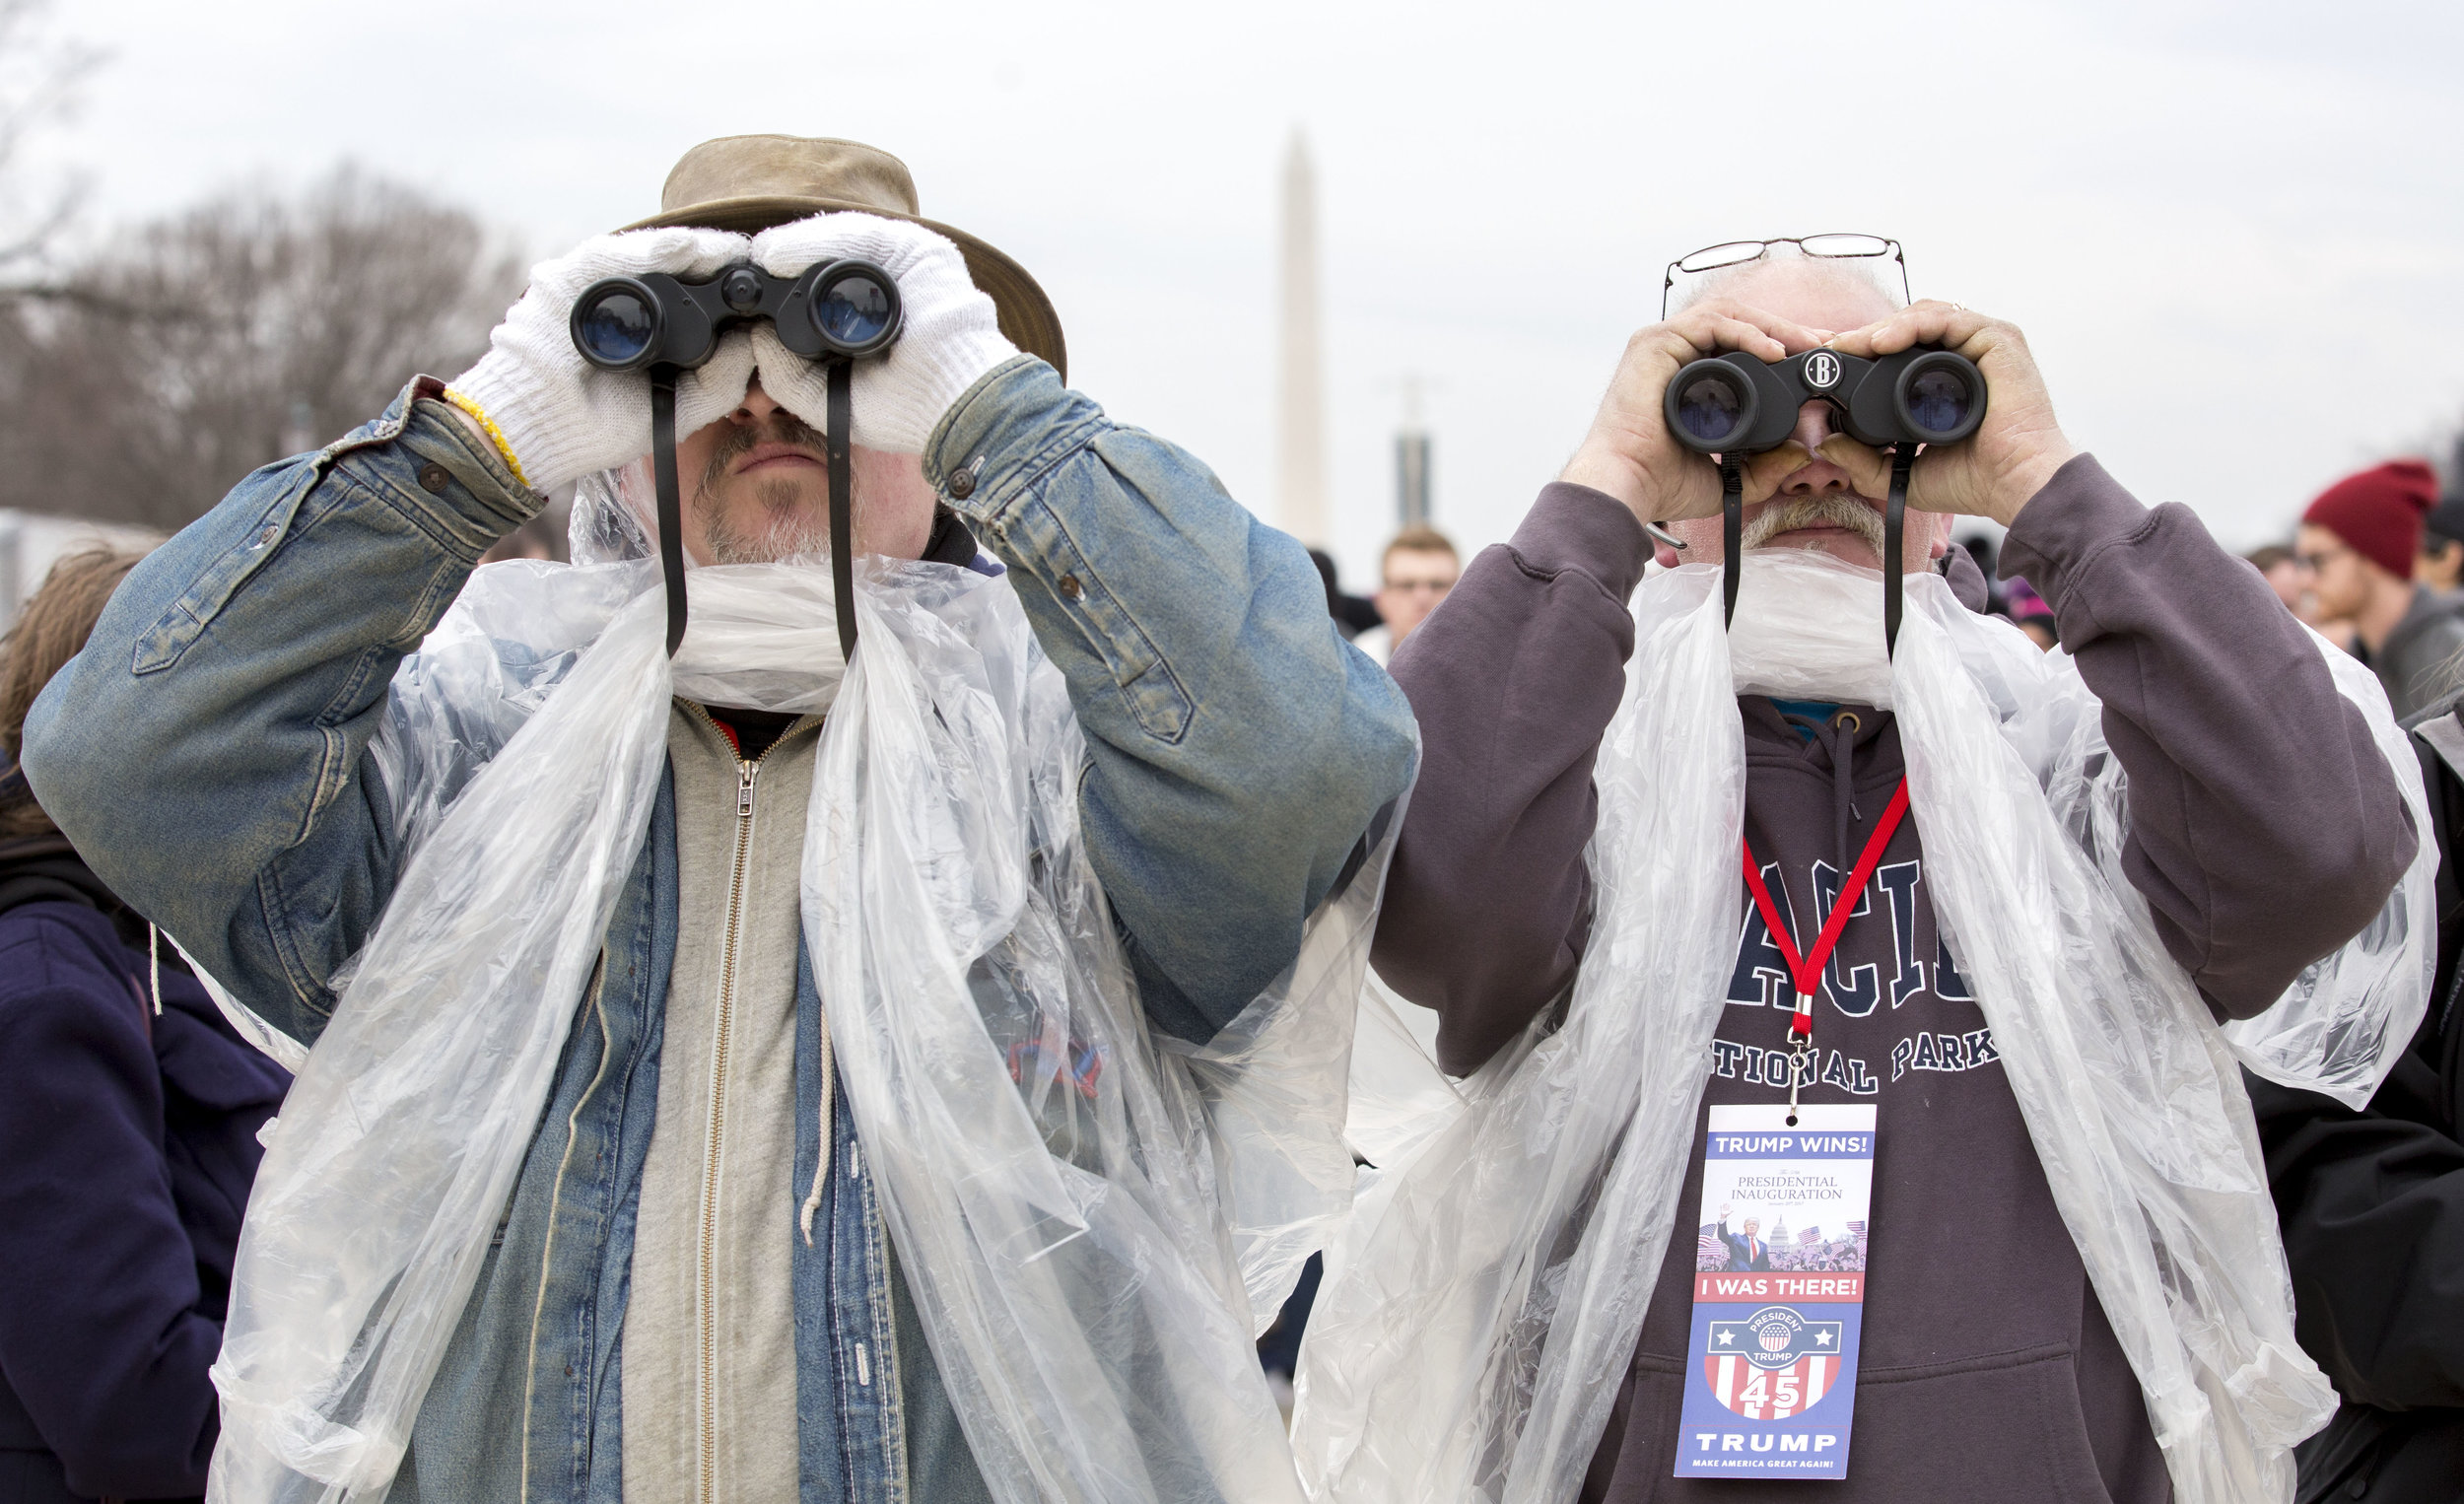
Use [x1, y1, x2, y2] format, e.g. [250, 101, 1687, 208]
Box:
[698, 473, 837, 566]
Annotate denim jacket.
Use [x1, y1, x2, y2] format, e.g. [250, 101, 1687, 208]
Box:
[23, 356, 1417, 1502]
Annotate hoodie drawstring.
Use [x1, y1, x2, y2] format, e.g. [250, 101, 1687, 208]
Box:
[799, 1013, 835, 1245]
[1776, 710, 1865, 877]
[1818, 716, 1859, 876]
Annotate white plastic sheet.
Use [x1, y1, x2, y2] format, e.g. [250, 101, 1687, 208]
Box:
[1892, 564, 2353, 1504]
[1294, 563, 1745, 1504]
[805, 566, 1398, 1504]
[211, 513, 1396, 1500]
[2220, 629, 2437, 1108]
[210, 575, 673, 1501]
[1294, 549, 2427, 1504]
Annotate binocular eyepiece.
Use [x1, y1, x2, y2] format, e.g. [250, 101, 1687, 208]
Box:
[1664, 346, 1986, 456]
[571, 258, 904, 373]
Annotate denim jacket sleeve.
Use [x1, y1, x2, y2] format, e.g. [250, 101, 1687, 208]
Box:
[27, 361, 1414, 1051]
[21, 378, 537, 1045]
[928, 358, 1418, 1042]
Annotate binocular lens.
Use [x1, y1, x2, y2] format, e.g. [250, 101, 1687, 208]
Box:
[815, 270, 896, 349]
[1903, 367, 1974, 439]
[1674, 371, 1747, 446]
[576, 288, 657, 368]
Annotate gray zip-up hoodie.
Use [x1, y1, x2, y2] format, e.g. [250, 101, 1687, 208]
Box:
[1370, 456, 2416, 1503]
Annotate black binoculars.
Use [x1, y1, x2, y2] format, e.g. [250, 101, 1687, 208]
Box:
[563, 256, 906, 662]
[1664, 346, 1986, 456]
[570, 259, 904, 373]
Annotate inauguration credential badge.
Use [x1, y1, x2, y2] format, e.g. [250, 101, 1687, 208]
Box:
[1674, 1103, 1876, 1480]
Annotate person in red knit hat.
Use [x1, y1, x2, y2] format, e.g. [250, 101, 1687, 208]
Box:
[2299, 458, 2464, 718]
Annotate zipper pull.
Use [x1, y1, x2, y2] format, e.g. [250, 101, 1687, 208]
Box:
[737, 760, 759, 819]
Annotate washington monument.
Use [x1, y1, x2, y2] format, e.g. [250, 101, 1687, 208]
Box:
[1277, 129, 1329, 548]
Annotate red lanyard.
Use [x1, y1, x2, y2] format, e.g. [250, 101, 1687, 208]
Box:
[1741, 778, 1911, 1106]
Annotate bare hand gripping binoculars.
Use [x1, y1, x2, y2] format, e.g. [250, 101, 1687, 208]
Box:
[569, 259, 906, 659]
[1660, 345, 1989, 653]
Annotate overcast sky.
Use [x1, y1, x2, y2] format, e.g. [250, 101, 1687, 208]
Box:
[34, 0, 2464, 581]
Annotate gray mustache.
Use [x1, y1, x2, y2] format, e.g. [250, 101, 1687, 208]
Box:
[1742, 495, 1886, 553]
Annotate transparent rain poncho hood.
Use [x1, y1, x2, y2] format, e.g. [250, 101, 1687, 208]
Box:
[1293, 549, 2431, 1504]
[204, 467, 1397, 1504]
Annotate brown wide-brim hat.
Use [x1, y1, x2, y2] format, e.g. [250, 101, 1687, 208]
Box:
[628, 134, 1065, 381]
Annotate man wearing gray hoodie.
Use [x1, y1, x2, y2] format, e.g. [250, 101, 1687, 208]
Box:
[1369, 250, 2414, 1502]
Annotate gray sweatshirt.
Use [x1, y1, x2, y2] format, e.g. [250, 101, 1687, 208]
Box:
[1370, 456, 2416, 1504]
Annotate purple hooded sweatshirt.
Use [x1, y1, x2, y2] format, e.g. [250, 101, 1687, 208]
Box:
[1369, 457, 2415, 1503]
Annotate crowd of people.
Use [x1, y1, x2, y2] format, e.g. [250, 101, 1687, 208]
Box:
[1694, 1224, 1869, 1275]
[2239, 459, 2464, 720]
[0, 132, 2455, 1504]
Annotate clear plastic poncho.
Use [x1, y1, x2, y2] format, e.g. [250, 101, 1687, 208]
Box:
[206, 466, 1399, 1504]
[1292, 549, 2431, 1504]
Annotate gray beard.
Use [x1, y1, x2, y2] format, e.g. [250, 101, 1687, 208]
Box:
[1741, 494, 1887, 555]
[691, 409, 839, 565]
[695, 474, 835, 565]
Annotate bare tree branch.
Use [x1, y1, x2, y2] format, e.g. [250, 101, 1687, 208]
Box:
[0, 168, 524, 528]
[0, 0, 99, 279]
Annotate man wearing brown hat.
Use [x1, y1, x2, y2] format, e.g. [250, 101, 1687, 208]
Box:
[23, 135, 1417, 1503]
[2298, 458, 2464, 718]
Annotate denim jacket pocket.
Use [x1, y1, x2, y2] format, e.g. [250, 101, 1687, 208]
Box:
[1012, 523, 1193, 744]
[132, 462, 318, 675]
[1050, 434, 1198, 744]
[1086, 589, 1193, 746]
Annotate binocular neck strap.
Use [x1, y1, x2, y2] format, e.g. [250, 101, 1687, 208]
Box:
[651, 375, 688, 657]
[1720, 444, 1917, 654]
[1883, 443, 1915, 658]
[828, 360, 858, 663]
[645, 365, 862, 665]
[1720, 453, 1745, 628]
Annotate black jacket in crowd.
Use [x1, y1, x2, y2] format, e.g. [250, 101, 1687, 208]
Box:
[0, 834, 289, 1503]
[2250, 688, 2464, 1503]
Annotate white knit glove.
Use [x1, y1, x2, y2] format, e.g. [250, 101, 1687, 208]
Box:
[747, 213, 1018, 454]
[450, 227, 759, 493]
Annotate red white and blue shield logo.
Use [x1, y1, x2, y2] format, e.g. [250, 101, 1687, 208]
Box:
[1703, 1305, 1845, 1420]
